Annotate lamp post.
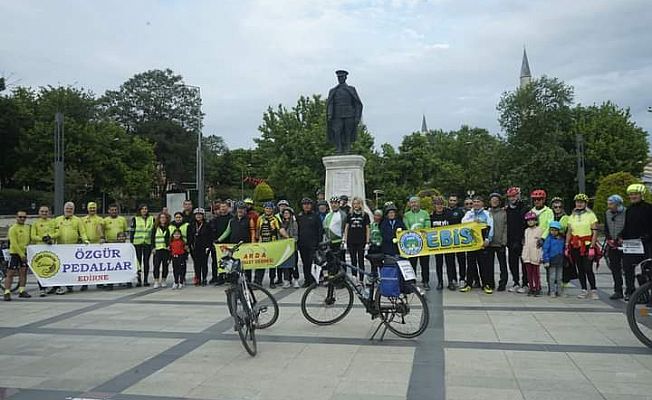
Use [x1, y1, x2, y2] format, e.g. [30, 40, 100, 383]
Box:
[183, 85, 204, 209]
[54, 112, 64, 215]
[241, 163, 252, 200]
[373, 189, 384, 209]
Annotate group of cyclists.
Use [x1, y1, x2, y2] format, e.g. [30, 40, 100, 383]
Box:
[4, 182, 651, 303]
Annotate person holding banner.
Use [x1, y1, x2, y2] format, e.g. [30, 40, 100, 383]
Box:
[101, 204, 128, 290]
[256, 202, 282, 288]
[297, 198, 323, 287]
[82, 202, 105, 291]
[151, 212, 172, 288]
[31, 205, 55, 297]
[219, 202, 256, 282]
[621, 184, 652, 300]
[380, 203, 406, 256]
[430, 197, 456, 291]
[5, 210, 32, 301]
[404, 196, 432, 290]
[51, 202, 89, 295]
[447, 194, 466, 290]
[460, 196, 494, 294]
[131, 204, 154, 287]
[279, 207, 300, 288]
[209, 201, 231, 285]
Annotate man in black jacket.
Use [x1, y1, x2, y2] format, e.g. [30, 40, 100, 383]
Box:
[621, 184, 652, 300]
[505, 187, 528, 293]
[447, 194, 466, 286]
[218, 202, 254, 281]
[297, 198, 323, 287]
[188, 208, 214, 286]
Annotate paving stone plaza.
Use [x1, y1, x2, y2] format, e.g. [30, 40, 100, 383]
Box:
[1, 263, 652, 400]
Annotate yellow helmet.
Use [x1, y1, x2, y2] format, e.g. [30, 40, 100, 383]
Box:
[626, 183, 647, 195]
[573, 193, 589, 202]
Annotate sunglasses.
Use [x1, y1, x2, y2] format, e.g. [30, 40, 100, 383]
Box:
[532, 198, 544, 201]
[552, 205, 563, 209]
[17, 216, 27, 219]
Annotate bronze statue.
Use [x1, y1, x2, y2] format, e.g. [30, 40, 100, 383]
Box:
[326, 70, 363, 154]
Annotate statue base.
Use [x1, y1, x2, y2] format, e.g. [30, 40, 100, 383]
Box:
[322, 155, 371, 214]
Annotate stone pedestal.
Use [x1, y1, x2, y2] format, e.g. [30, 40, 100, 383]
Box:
[323, 155, 370, 213]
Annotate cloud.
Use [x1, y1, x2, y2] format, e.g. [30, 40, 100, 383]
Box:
[0, 0, 650, 150]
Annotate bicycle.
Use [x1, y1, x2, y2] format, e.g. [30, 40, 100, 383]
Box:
[220, 242, 279, 356]
[300, 243, 429, 340]
[626, 258, 652, 348]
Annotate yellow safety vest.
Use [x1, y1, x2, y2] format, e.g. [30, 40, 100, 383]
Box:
[133, 216, 154, 245]
[154, 225, 171, 250]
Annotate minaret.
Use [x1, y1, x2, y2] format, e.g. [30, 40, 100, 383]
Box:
[520, 47, 532, 88]
[421, 114, 428, 133]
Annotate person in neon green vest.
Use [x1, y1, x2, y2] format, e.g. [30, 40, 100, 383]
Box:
[130, 204, 154, 287]
[403, 196, 432, 290]
[51, 202, 89, 295]
[5, 210, 32, 301]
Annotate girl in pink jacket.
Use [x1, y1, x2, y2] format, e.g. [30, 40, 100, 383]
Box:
[522, 211, 543, 296]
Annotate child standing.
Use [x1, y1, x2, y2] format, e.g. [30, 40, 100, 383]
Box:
[169, 229, 187, 290]
[542, 221, 565, 297]
[521, 211, 543, 296]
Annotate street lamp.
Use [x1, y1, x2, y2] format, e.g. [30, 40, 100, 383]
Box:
[241, 164, 252, 200]
[183, 84, 204, 209]
[373, 189, 384, 209]
[54, 112, 64, 215]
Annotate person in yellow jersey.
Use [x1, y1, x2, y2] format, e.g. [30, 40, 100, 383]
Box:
[5, 210, 32, 301]
[30, 205, 55, 297]
[103, 203, 128, 290]
[565, 193, 599, 300]
[81, 202, 105, 291]
[51, 201, 89, 295]
[130, 204, 154, 287]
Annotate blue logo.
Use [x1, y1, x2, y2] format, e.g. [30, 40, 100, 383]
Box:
[399, 232, 423, 256]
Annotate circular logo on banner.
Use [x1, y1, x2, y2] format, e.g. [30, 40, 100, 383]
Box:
[31, 251, 60, 278]
[399, 232, 423, 256]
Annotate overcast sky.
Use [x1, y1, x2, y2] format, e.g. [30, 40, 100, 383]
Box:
[2, 0, 651, 149]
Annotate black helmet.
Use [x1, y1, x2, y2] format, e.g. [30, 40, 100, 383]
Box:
[317, 200, 328, 207]
[301, 197, 313, 205]
[235, 201, 246, 209]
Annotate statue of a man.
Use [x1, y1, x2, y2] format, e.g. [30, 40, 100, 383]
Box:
[326, 70, 363, 154]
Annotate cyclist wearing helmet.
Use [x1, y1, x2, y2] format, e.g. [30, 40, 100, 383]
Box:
[405, 196, 432, 290]
[380, 203, 406, 256]
[324, 196, 348, 261]
[621, 183, 652, 300]
[209, 200, 231, 285]
[219, 202, 256, 282]
[256, 201, 282, 288]
[275, 199, 290, 222]
[244, 198, 258, 242]
[297, 198, 323, 287]
[460, 195, 495, 294]
[530, 189, 554, 242]
[566, 193, 599, 300]
[506, 187, 528, 293]
[522, 211, 543, 296]
[604, 194, 626, 299]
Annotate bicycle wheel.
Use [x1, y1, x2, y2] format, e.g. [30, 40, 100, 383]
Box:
[248, 282, 279, 329]
[231, 288, 257, 356]
[626, 280, 652, 349]
[301, 280, 354, 325]
[0, 269, 20, 293]
[375, 284, 429, 338]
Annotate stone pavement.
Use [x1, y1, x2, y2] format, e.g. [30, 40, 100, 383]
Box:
[1, 264, 651, 400]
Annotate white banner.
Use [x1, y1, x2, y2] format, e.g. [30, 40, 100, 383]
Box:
[26, 244, 138, 287]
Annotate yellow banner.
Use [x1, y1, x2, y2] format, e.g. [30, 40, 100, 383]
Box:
[396, 222, 487, 258]
[214, 239, 296, 271]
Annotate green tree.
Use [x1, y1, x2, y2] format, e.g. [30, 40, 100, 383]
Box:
[573, 102, 648, 194]
[253, 182, 275, 206]
[593, 171, 640, 222]
[101, 69, 203, 133]
[498, 76, 576, 200]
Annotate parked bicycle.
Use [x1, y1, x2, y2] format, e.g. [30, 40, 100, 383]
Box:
[221, 242, 279, 356]
[626, 258, 652, 348]
[300, 243, 429, 339]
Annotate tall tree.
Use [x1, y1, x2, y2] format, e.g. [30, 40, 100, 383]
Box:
[101, 69, 203, 133]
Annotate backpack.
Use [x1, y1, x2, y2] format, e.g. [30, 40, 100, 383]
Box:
[379, 256, 416, 297]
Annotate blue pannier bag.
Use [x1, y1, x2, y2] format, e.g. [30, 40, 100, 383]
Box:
[379, 264, 401, 297]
